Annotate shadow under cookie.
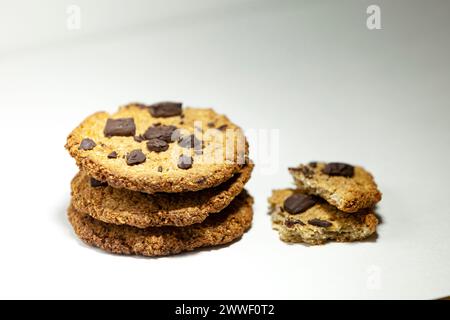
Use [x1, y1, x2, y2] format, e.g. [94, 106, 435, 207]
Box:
[68, 190, 253, 257]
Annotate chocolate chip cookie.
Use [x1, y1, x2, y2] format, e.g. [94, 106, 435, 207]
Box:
[68, 191, 253, 257]
[289, 162, 382, 213]
[269, 189, 378, 245]
[70, 161, 253, 228]
[66, 102, 248, 194]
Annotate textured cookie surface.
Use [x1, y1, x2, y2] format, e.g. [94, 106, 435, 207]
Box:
[289, 162, 382, 213]
[68, 191, 253, 257]
[269, 189, 378, 245]
[71, 162, 253, 228]
[66, 103, 247, 194]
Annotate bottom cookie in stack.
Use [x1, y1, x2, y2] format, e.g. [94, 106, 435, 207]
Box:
[269, 189, 377, 245]
[68, 163, 254, 257]
[68, 191, 253, 257]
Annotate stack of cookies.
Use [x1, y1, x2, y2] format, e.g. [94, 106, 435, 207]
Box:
[65, 102, 253, 256]
[269, 162, 382, 245]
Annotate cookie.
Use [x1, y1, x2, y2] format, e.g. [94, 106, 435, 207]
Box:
[269, 189, 378, 245]
[289, 162, 382, 213]
[70, 161, 253, 228]
[68, 191, 254, 257]
[66, 102, 248, 194]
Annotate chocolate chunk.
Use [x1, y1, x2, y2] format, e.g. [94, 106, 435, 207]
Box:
[133, 135, 145, 142]
[285, 219, 305, 228]
[322, 162, 354, 177]
[178, 155, 193, 169]
[148, 102, 182, 118]
[309, 161, 318, 168]
[157, 166, 163, 172]
[308, 219, 332, 228]
[207, 122, 215, 128]
[178, 134, 202, 150]
[79, 138, 96, 150]
[126, 149, 146, 165]
[179, 121, 184, 125]
[147, 138, 169, 152]
[217, 124, 228, 131]
[90, 177, 108, 187]
[107, 151, 118, 159]
[104, 118, 136, 137]
[143, 125, 177, 142]
[283, 194, 318, 214]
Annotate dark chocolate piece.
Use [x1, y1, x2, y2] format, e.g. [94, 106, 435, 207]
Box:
[104, 118, 136, 137]
[322, 162, 354, 177]
[283, 194, 318, 214]
[79, 138, 96, 150]
[148, 102, 182, 118]
[126, 149, 146, 165]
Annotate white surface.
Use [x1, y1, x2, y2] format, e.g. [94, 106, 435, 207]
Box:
[0, 0, 449, 299]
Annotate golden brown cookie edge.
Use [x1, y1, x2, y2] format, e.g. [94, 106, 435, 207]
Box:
[71, 161, 254, 228]
[67, 190, 254, 257]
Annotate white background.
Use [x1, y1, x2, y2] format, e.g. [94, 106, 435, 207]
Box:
[0, 0, 449, 299]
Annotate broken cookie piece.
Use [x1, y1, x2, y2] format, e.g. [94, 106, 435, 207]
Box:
[269, 189, 378, 245]
[289, 162, 382, 213]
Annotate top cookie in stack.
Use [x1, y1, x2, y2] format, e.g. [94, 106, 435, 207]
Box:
[65, 102, 254, 256]
[269, 162, 381, 245]
[66, 102, 248, 193]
